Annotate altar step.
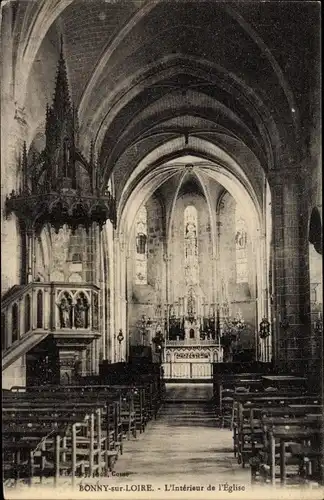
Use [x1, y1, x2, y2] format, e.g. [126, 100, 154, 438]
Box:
[164, 382, 213, 402]
[158, 402, 217, 427]
[164, 378, 213, 383]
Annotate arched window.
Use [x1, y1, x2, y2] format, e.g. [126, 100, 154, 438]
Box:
[12, 303, 19, 343]
[37, 290, 43, 328]
[235, 211, 248, 283]
[184, 205, 199, 285]
[135, 205, 148, 285]
[24, 294, 31, 333]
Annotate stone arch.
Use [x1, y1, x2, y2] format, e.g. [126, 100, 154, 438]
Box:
[78, 1, 160, 120]
[14, 0, 74, 107]
[118, 137, 262, 237]
[117, 135, 270, 360]
[92, 56, 282, 177]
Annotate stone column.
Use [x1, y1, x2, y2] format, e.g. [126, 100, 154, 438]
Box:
[119, 235, 127, 361]
[98, 226, 105, 362]
[269, 167, 310, 373]
[103, 222, 114, 362]
[113, 234, 124, 362]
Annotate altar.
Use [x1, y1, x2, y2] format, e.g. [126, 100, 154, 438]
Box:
[163, 340, 222, 380]
[163, 281, 223, 378]
[161, 236, 225, 378]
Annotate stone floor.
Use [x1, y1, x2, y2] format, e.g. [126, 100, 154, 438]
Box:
[111, 383, 249, 487]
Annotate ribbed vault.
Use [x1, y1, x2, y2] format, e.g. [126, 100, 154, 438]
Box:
[14, 0, 319, 196]
[118, 139, 262, 240]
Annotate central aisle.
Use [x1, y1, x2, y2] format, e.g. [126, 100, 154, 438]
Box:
[110, 383, 250, 487]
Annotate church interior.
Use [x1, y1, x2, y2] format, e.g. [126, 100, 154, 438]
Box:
[1, 0, 323, 493]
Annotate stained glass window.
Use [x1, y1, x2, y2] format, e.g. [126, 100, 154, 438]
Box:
[135, 205, 148, 285]
[184, 205, 199, 285]
[235, 212, 248, 283]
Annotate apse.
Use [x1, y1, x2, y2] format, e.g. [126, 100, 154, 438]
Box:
[122, 150, 263, 368]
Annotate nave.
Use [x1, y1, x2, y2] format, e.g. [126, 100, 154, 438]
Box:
[111, 384, 249, 488]
[3, 369, 323, 498]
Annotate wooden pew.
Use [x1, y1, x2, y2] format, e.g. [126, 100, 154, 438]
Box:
[214, 373, 265, 420]
[262, 375, 308, 392]
[97, 361, 165, 420]
[52, 385, 136, 441]
[3, 413, 86, 486]
[231, 392, 321, 468]
[5, 360, 165, 486]
[78, 381, 153, 431]
[12, 384, 130, 442]
[258, 418, 322, 486]
[3, 390, 122, 486]
[12, 388, 124, 455]
[249, 404, 323, 483]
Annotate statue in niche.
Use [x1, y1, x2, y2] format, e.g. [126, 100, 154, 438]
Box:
[74, 295, 89, 328]
[221, 278, 229, 304]
[59, 296, 72, 328]
[92, 294, 99, 329]
[235, 228, 247, 249]
[187, 289, 196, 317]
[185, 222, 197, 258]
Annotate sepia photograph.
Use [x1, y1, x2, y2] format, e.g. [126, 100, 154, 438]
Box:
[0, 0, 322, 499]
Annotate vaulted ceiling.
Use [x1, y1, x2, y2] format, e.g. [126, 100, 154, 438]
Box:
[12, 0, 320, 210]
